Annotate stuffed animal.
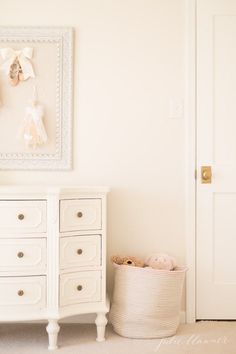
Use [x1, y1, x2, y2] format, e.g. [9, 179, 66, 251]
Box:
[145, 253, 177, 271]
[111, 255, 144, 268]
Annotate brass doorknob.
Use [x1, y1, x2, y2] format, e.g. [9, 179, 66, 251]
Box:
[77, 249, 83, 255]
[77, 285, 83, 291]
[18, 214, 24, 220]
[202, 171, 209, 180]
[17, 290, 24, 296]
[77, 212, 83, 218]
[201, 166, 212, 184]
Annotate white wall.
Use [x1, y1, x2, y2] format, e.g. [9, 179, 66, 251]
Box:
[0, 0, 185, 298]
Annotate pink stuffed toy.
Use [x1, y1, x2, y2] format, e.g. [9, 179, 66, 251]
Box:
[145, 253, 177, 271]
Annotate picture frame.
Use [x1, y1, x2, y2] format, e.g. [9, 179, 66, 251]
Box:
[0, 27, 73, 170]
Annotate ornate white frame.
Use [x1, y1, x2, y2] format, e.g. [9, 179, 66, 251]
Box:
[0, 27, 73, 170]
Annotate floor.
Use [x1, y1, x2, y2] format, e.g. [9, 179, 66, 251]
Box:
[0, 322, 235, 354]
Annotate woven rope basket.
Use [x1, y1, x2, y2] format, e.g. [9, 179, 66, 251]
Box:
[109, 264, 187, 339]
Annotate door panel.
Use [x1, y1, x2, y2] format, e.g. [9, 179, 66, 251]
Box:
[197, 0, 236, 319]
[213, 194, 236, 284]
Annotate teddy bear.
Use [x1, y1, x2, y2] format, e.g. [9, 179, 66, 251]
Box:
[145, 253, 177, 270]
[111, 255, 144, 268]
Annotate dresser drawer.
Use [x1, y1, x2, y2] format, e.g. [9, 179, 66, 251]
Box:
[60, 271, 101, 306]
[0, 276, 46, 313]
[0, 239, 46, 275]
[60, 235, 101, 269]
[60, 199, 101, 232]
[0, 201, 47, 234]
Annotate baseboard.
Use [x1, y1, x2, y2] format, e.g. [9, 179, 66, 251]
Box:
[61, 314, 96, 324]
[63, 312, 186, 324]
[13, 312, 186, 325]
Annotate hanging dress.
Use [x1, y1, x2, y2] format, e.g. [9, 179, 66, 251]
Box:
[18, 104, 47, 148]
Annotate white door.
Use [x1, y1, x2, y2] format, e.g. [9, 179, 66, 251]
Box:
[197, 0, 236, 319]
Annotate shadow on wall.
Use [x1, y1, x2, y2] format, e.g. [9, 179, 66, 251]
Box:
[106, 187, 185, 295]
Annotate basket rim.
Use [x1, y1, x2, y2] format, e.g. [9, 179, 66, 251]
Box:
[112, 263, 188, 274]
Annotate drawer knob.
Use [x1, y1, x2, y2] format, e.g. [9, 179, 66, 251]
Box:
[17, 252, 24, 258]
[77, 212, 83, 218]
[17, 290, 24, 296]
[77, 285, 83, 291]
[77, 249, 83, 255]
[18, 214, 25, 220]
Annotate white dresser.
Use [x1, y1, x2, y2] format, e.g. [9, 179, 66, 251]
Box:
[0, 186, 109, 350]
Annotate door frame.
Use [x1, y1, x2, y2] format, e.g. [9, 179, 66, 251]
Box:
[185, 0, 197, 323]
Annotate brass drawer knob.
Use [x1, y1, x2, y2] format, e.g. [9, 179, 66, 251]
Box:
[18, 214, 25, 220]
[17, 252, 24, 258]
[77, 285, 83, 291]
[17, 290, 24, 296]
[77, 249, 83, 255]
[77, 212, 83, 218]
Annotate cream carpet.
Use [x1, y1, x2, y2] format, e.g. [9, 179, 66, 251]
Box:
[0, 321, 235, 354]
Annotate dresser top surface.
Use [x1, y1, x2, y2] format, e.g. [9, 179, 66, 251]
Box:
[0, 185, 110, 197]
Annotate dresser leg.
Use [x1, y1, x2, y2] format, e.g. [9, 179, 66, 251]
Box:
[46, 320, 60, 350]
[95, 312, 108, 342]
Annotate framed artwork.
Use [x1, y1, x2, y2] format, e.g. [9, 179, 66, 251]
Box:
[0, 27, 73, 170]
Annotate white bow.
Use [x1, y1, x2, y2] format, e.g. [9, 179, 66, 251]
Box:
[0, 47, 35, 80]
